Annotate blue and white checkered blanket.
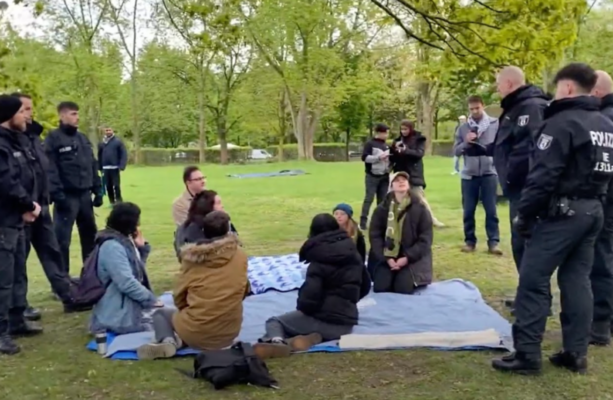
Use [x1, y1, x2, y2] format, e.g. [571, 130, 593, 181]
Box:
[247, 253, 307, 295]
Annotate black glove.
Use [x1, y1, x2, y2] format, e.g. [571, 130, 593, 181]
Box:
[93, 194, 103, 208]
[513, 215, 533, 239]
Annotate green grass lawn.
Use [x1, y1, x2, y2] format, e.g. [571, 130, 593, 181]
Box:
[2, 157, 612, 400]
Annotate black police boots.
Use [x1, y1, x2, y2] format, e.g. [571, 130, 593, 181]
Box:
[9, 319, 43, 337]
[590, 321, 611, 346]
[549, 351, 588, 374]
[24, 306, 41, 321]
[491, 352, 542, 375]
[0, 334, 20, 355]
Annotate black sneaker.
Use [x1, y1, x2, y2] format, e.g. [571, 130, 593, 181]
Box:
[23, 307, 41, 321]
[0, 334, 20, 355]
[9, 320, 43, 337]
[491, 351, 542, 375]
[549, 351, 588, 374]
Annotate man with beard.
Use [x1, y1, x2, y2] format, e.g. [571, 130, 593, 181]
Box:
[98, 126, 127, 205]
[0, 94, 44, 355]
[588, 70, 613, 345]
[11, 93, 77, 315]
[45, 102, 102, 276]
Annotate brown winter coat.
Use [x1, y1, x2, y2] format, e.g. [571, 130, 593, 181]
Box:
[172, 234, 250, 350]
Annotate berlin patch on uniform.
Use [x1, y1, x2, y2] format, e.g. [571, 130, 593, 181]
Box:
[517, 115, 529, 126]
[536, 134, 553, 150]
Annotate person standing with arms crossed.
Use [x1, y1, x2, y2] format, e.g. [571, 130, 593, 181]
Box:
[10, 94, 78, 316]
[588, 70, 613, 345]
[98, 127, 127, 205]
[0, 95, 44, 355]
[492, 63, 613, 375]
[45, 102, 103, 276]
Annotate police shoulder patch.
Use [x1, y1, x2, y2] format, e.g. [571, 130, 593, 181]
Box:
[536, 134, 553, 150]
[517, 115, 529, 126]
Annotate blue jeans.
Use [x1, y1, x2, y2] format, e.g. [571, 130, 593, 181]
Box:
[461, 175, 499, 247]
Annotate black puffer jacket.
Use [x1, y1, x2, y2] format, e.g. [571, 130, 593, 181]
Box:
[297, 229, 371, 326]
[390, 131, 427, 188]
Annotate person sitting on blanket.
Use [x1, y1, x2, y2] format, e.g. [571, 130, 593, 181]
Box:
[174, 189, 238, 260]
[137, 211, 250, 360]
[252, 213, 371, 360]
[368, 171, 433, 294]
[333, 203, 367, 263]
[90, 202, 162, 335]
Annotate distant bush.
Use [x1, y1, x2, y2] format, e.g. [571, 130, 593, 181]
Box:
[130, 147, 252, 165]
[267, 143, 362, 161]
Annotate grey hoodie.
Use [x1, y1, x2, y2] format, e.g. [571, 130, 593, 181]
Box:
[453, 117, 499, 179]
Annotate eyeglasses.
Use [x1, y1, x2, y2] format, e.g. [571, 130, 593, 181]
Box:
[190, 176, 206, 182]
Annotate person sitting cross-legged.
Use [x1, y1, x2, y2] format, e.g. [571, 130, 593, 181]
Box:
[252, 213, 371, 360]
[368, 171, 434, 294]
[89, 202, 160, 335]
[137, 210, 249, 360]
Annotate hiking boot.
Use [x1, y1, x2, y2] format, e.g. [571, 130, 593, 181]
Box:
[23, 307, 41, 321]
[461, 244, 476, 253]
[287, 333, 323, 352]
[488, 245, 503, 256]
[253, 341, 291, 360]
[590, 321, 611, 346]
[137, 341, 177, 360]
[9, 320, 43, 337]
[548, 351, 587, 374]
[491, 351, 541, 375]
[0, 334, 20, 356]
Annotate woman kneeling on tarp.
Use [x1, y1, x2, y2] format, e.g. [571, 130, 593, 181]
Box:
[368, 171, 433, 294]
[253, 213, 371, 359]
[137, 211, 249, 360]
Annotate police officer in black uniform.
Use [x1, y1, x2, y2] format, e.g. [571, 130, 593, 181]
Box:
[0, 95, 44, 355]
[588, 71, 613, 344]
[45, 101, 103, 276]
[11, 93, 77, 315]
[494, 66, 550, 275]
[492, 63, 613, 375]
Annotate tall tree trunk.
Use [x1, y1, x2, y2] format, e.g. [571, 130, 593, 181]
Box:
[416, 81, 434, 155]
[197, 88, 206, 163]
[130, 72, 140, 164]
[345, 128, 350, 161]
[218, 112, 228, 165]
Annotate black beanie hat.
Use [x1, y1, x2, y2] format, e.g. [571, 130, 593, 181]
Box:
[0, 95, 22, 124]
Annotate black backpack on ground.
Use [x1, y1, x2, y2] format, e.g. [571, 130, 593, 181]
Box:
[179, 342, 279, 390]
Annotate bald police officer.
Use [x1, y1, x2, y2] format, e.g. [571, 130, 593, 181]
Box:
[0, 95, 44, 355]
[492, 63, 613, 375]
[589, 70, 613, 345]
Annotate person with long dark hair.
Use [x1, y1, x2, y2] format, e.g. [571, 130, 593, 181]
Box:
[174, 190, 238, 259]
[89, 202, 160, 334]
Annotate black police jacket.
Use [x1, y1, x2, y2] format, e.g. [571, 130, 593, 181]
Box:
[390, 132, 426, 188]
[495, 85, 550, 195]
[23, 121, 50, 205]
[44, 124, 102, 202]
[600, 94, 613, 204]
[0, 126, 37, 228]
[518, 96, 613, 219]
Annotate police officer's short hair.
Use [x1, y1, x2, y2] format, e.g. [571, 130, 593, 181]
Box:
[467, 95, 484, 105]
[183, 165, 200, 183]
[10, 92, 30, 99]
[554, 63, 598, 93]
[57, 101, 79, 113]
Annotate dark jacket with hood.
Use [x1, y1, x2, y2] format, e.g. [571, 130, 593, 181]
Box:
[297, 229, 371, 326]
[98, 135, 128, 171]
[390, 131, 426, 188]
[494, 85, 550, 195]
[368, 192, 434, 286]
[0, 125, 37, 228]
[601, 94, 613, 204]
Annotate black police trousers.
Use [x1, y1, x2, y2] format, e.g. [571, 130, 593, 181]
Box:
[53, 191, 98, 275]
[590, 202, 613, 339]
[513, 199, 603, 357]
[507, 191, 525, 272]
[25, 206, 72, 302]
[0, 227, 28, 335]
